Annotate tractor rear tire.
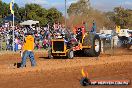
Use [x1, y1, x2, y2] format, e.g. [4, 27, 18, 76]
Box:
[67, 49, 74, 59]
[84, 35, 101, 57]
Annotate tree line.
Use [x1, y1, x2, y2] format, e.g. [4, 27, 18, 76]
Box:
[0, 1, 64, 26]
[106, 7, 132, 29]
[67, 0, 132, 29]
[0, 0, 132, 29]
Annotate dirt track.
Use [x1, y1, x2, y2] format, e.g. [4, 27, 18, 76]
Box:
[0, 49, 132, 88]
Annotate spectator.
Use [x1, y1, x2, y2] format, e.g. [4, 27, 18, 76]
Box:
[21, 32, 36, 68]
[15, 37, 19, 51]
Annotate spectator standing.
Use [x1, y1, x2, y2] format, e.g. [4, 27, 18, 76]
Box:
[21, 32, 36, 68]
[15, 37, 19, 51]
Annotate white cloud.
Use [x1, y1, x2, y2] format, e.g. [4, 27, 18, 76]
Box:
[91, 1, 114, 11]
[23, 0, 48, 5]
[20, 0, 49, 6]
[48, 0, 79, 7]
[67, 0, 78, 5]
[114, 1, 132, 10]
[125, 1, 132, 5]
[124, 1, 132, 9]
[91, 0, 132, 12]
[22, 0, 79, 7]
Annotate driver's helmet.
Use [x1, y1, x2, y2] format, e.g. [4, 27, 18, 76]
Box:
[77, 28, 82, 32]
[56, 33, 63, 39]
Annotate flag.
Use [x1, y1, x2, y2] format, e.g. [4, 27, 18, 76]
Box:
[116, 26, 121, 33]
[10, 0, 14, 14]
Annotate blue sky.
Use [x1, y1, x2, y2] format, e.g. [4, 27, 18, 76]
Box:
[2, 0, 132, 13]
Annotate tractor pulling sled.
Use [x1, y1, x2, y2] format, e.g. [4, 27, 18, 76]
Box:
[48, 24, 101, 59]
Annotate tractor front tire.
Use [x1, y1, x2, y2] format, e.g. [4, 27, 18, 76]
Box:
[67, 49, 74, 59]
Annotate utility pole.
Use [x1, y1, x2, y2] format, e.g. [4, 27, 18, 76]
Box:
[65, 0, 67, 29]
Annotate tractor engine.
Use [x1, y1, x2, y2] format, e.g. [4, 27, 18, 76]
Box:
[52, 40, 64, 52]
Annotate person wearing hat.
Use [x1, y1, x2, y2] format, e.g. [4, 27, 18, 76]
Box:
[20, 32, 36, 68]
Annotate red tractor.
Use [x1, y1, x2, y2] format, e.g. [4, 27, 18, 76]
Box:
[72, 24, 101, 57]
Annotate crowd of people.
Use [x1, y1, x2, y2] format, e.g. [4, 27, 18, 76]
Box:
[0, 21, 96, 51]
[0, 22, 68, 51]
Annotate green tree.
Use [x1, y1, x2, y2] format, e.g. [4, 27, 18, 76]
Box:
[24, 4, 48, 26]
[67, 0, 90, 16]
[18, 7, 26, 21]
[46, 8, 62, 25]
[127, 9, 132, 29]
[106, 7, 132, 29]
[0, 2, 9, 18]
[0, 0, 2, 18]
[14, 3, 20, 18]
[0, 1, 63, 26]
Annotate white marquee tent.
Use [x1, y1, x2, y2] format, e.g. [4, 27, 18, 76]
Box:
[20, 20, 39, 26]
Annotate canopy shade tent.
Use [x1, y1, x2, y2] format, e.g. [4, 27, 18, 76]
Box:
[3, 15, 19, 22]
[20, 20, 39, 26]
